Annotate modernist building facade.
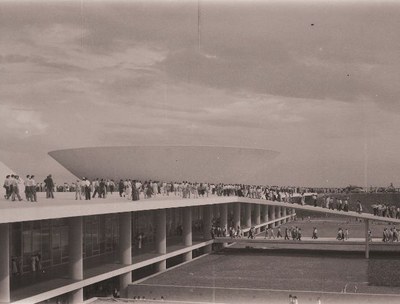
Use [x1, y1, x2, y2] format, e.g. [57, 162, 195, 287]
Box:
[0, 195, 294, 304]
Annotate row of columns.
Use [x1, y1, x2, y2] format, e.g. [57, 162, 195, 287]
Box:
[0, 203, 295, 304]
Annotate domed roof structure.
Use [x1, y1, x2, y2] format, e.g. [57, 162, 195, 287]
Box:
[49, 146, 279, 184]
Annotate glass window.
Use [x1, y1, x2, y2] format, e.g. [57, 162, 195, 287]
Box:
[11, 228, 21, 258]
[41, 229, 51, 261]
[22, 231, 31, 254]
[32, 230, 41, 253]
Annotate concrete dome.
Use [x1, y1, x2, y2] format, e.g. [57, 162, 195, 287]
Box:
[49, 146, 279, 184]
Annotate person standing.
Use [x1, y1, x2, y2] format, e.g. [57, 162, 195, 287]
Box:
[344, 228, 349, 240]
[313, 194, 317, 207]
[284, 227, 290, 240]
[297, 228, 302, 241]
[31, 175, 37, 202]
[277, 226, 282, 238]
[368, 229, 372, 242]
[356, 200, 363, 214]
[132, 181, 140, 201]
[118, 179, 124, 197]
[312, 227, 318, 239]
[44, 175, 54, 199]
[75, 179, 82, 200]
[83, 177, 91, 200]
[137, 233, 143, 249]
[3, 175, 11, 199]
[25, 175, 32, 202]
[325, 196, 330, 209]
[99, 179, 106, 198]
[343, 198, 349, 212]
[92, 178, 100, 198]
[11, 175, 23, 201]
[109, 179, 115, 194]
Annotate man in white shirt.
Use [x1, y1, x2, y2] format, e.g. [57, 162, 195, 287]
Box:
[83, 178, 91, 200]
[11, 175, 23, 201]
[25, 175, 33, 202]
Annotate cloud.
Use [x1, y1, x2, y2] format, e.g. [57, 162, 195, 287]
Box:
[0, 106, 48, 139]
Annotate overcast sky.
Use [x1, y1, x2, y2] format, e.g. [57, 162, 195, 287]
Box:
[1, 0, 400, 187]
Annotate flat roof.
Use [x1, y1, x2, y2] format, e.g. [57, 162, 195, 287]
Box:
[0, 193, 235, 224]
[1, 192, 400, 225]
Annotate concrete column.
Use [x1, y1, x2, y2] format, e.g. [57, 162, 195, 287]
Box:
[282, 207, 287, 223]
[155, 209, 167, 271]
[245, 204, 252, 228]
[220, 204, 228, 247]
[263, 205, 269, 223]
[234, 203, 241, 230]
[203, 205, 213, 253]
[254, 204, 260, 233]
[69, 289, 83, 304]
[119, 212, 132, 297]
[0, 224, 10, 303]
[276, 206, 280, 227]
[365, 219, 370, 259]
[270, 206, 275, 227]
[68, 217, 83, 304]
[183, 207, 192, 262]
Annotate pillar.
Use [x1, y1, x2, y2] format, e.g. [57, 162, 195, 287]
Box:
[245, 204, 252, 228]
[119, 212, 132, 297]
[0, 224, 10, 303]
[220, 204, 228, 247]
[254, 204, 260, 233]
[234, 202, 241, 230]
[262, 205, 269, 223]
[155, 209, 167, 271]
[270, 205, 275, 227]
[69, 289, 83, 304]
[203, 205, 213, 253]
[283, 207, 287, 223]
[365, 219, 370, 259]
[183, 207, 192, 261]
[68, 217, 83, 304]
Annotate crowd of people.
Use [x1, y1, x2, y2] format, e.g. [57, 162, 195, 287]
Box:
[4, 174, 400, 224]
[382, 227, 399, 242]
[215, 222, 400, 243]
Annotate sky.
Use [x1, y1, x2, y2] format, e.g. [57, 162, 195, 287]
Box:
[1, 0, 400, 187]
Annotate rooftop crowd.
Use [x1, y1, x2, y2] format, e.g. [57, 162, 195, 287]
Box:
[3, 174, 400, 221]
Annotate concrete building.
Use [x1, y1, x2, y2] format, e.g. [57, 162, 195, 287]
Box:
[0, 194, 292, 304]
